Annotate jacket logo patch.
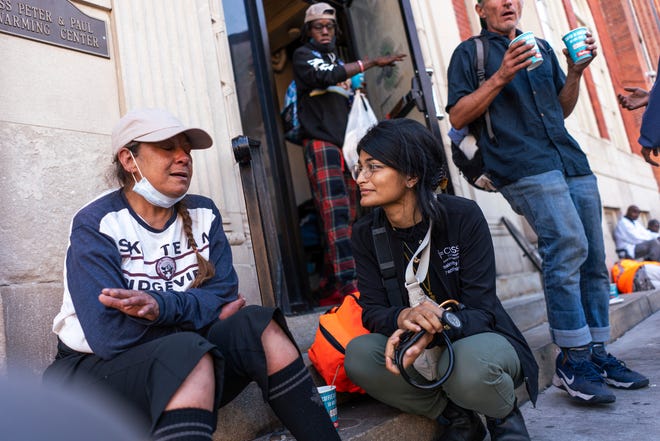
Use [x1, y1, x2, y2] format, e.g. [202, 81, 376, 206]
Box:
[438, 245, 460, 274]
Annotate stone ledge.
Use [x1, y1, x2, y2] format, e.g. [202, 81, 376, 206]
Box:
[0, 295, 6, 376]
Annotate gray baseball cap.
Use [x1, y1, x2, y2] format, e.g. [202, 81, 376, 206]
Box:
[111, 108, 213, 153]
[304, 2, 336, 23]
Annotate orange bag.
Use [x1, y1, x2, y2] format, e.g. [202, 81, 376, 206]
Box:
[611, 259, 660, 293]
[308, 292, 369, 393]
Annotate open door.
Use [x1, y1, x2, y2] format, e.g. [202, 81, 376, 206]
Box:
[345, 0, 453, 193]
[222, 0, 452, 314]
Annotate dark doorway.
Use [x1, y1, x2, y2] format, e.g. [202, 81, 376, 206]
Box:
[222, 0, 449, 313]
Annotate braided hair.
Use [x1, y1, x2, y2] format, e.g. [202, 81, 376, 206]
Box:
[175, 200, 216, 288]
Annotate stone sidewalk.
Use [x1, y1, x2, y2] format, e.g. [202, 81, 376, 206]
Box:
[520, 308, 660, 441]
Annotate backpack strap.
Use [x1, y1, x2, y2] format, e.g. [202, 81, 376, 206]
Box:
[371, 204, 461, 307]
[473, 36, 496, 143]
[371, 208, 403, 307]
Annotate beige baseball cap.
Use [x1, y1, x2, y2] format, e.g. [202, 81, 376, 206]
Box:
[111, 108, 213, 153]
[304, 2, 336, 23]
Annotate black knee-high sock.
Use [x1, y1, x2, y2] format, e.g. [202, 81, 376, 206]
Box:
[152, 408, 216, 441]
[267, 358, 340, 441]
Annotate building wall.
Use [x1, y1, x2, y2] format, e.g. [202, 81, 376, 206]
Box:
[0, 0, 259, 376]
[588, 0, 660, 189]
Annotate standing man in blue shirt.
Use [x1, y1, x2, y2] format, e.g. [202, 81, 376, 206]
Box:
[446, 0, 648, 406]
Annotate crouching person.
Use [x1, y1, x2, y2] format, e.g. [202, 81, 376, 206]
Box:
[43, 108, 340, 441]
[344, 119, 537, 441]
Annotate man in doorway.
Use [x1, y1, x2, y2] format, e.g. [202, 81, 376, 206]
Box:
[614, 205, 660, 261]
[446, 0, 648, 405]
[293, 2, 405, 304]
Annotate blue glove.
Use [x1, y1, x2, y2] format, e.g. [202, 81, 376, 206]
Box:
[351, 73, 365, 90]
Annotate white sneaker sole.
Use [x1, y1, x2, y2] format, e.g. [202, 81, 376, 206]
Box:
[603, 376, 649, 389]
[552, 374, 616, 403]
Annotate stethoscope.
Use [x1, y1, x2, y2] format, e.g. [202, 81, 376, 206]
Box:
[393, 299, 463, 390]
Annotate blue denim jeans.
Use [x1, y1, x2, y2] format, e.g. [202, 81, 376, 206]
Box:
[499, 170, 610, 347]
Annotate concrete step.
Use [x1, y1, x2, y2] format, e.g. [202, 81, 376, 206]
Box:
[496, 271, 543, 302]
[502, 292, 547, 333]
[286, 307, 325, 353]
[251, 396, 437, 441]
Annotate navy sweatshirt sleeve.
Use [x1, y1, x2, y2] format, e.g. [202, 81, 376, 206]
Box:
[63, 192, 238, 359]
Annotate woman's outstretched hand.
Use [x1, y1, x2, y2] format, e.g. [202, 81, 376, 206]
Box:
[99, 288, 160, 321]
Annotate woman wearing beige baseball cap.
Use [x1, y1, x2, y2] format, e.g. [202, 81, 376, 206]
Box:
[44, 108, 341, 441]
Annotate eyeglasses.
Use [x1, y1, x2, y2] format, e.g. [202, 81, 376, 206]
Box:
[351, 162, 385, 181]
[311, 22, 336, 31]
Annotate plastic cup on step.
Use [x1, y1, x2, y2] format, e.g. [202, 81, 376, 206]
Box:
[609, 283, 624, 304]
[317, 385, 339, 428]
[609, 283, 619, 299]
[510, 31, 543, 71]
[562, 27, 592, 65]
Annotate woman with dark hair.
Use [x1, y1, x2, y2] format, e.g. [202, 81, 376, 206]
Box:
[344, 119, 537, 441]
[43, 108, 340, 441]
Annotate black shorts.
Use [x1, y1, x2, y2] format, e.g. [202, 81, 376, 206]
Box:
[43, 305, 293, 429]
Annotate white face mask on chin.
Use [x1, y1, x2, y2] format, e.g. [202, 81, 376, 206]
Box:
[129, 151, 186, 208]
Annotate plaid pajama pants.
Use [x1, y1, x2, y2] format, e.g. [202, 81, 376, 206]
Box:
[304, 139, 358, 295]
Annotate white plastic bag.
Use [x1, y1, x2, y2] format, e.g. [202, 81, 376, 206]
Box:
[342, 90, 378, 172]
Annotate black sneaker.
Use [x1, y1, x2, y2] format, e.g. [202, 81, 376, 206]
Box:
[553, 351, 616, 404]
[592, 352, 649, 389]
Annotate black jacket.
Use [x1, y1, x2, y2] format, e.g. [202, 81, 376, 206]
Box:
[293, 42, 350, 146]
[351, 194, 539, 403]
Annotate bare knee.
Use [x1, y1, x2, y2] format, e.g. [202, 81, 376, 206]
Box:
[166, 353, 215, 411]
[261, 320, 299, 375]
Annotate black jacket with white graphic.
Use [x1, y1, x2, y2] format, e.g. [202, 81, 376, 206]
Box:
[293, 41, 350, 146]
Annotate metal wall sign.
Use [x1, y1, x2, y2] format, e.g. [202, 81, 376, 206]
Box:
[0, 0, 109, 58]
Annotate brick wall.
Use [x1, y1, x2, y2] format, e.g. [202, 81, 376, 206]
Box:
[589, 0, 660, 189]
[563, 0, 610, 139]
[453, 0, 474, 41]
[631, 0, 660, 71]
